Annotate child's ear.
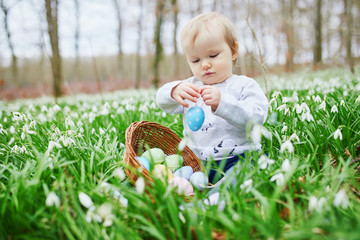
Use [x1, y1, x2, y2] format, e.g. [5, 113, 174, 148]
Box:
[232, 42, 239, 60]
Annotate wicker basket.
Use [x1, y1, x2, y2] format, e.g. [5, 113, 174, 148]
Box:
[123, 121, 203, 184]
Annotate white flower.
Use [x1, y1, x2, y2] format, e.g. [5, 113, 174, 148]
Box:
[277, 104, 287, 112]
[318, 101, 326, 111]
[89, 112, 96, 123]
[270, 173, 285, 186]
[47, 141, 62, 152]
[281, 125, 288, 133]
[280, 140, 294, 153]
[10, 126, 15, 134]
[334, 129, 342, 140]
[97, 203, 114, 227]
[113, 190, 128, 208]
[340, 100, 345, 106]
[78, 192, 94, 208]
[112, 167, 126, 181]
[258, 155, 275, 169]
[355, 95, 360, 103]
[308, 195, 318, 212]
[313, 95, 322, 103]
[65, 117, 75, 129]
[333, 189, 349, 209]
[178, 137, 189, 151]
[46, 192, 60, 207]
[281, 159, 291, 172]
[99, 127, 105, 135]
[135, 177, 145, 194]
[240, 179, 253, 193]
[331, 105, 338, 113]
[289, 133, 300, 143]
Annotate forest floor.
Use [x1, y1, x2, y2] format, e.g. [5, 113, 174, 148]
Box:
[0, 79, 156, 101]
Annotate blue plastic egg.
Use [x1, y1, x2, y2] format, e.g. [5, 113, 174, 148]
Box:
[173, 166, 193, 180]
[186, 106, 205, 131]
[135, 156, 150, 171]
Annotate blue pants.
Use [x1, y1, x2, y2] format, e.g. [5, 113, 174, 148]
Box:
[206, 153, 245, 184]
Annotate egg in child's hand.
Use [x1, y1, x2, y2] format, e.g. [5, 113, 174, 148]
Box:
[165, 154, 184, 172]
[190, 171, 208, 191]
[169, 176, 194, 195]
[186, 106, 205, 131]
[152, 164, 173, 181]
[135, 156, 150, 171]
[173, 166, 193, 180]
[141, 148, 165, 164]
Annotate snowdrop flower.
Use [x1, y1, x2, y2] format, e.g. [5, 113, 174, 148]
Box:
[318, 101, 326, 111]
[178, 137, 189, 151]
[251, 124, 272, 145]
[112, 167, 126, 181]
[331, 105, 338, 113]
[289, 133, 300, 143]
[203, 192, 225, 211]
[8, 137, 14, 146]
[65, 117, 75, 129]
[301, 111, 314, 122]
[91, 128, 96, 134]
[340, 100, 345, 106]
[97, 203, 114, 227]
[60, 136, 75, 147]
[270, 173, 285, 186]
[113, 190, 128, 208]
[281, 159, 291, 172]
[333, 189, 349, 209]
[46, 192, 60, 207]
[10, 126, 15, 134]
[313, 95, 322, 103]
[280, 140, 294, 153]
[89, 112, 96, 123]
[334, 129, 342, 140]
[271, 91, 281, 98]
[240, 179, 253, 193]
[258, 155, 275, 169]
[281, 125, 288, 133]
[99, 127, 105, 135]
[355, 95, 360, 103]
[79, 192, 94, 208]
[47, 141, 62, 152]
[52, 104, 61, 112]
[135, 177, 145, 194]
[308, 195, 318, 212]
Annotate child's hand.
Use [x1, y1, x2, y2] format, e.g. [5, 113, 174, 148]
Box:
[171, 82, 200, 108]
[199, 85, 221, 112]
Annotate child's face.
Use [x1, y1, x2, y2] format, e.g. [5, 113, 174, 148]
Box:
[184, 27, 237, 85]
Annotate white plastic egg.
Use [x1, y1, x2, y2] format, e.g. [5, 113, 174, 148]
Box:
[173, 166, 193, 180]
[169, 177, 194, 195]
[190, 171, 208, 191]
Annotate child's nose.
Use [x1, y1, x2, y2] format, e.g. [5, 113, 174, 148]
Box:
[202, 61, 211, 70]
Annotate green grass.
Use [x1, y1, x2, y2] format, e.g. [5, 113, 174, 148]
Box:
[0, 67, 360, 239]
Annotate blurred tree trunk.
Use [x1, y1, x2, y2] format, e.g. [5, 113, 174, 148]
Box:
[0, 1, 19, 87]
[113, 0, 123, 77]
[45, 0, 63, 99]
[313, 0, 322, 67]
[282, 0, 296, 72]
[153, 0, 166, 88]
[135, 0, 144, 89]
[74, 0, 80, 79]
[171, 0, 179, 79]
[344, 0, 354, 73]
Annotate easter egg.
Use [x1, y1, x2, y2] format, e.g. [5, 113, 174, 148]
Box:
[186, 106, 205, 131]
[190, 171, 208, 191]
[141, 148, 165, 164]
[173, 166, 193, 180]
[169, 177, 194, 195]
[152, 164, 173, 181]
[165, 154, 184, 172]
[135, 156, 150, 171]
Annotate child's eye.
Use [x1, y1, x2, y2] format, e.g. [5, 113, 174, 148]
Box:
[210, 53, 219, 58]
[192, 59, 200, 63]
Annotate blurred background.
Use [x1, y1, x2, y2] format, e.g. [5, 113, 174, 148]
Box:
[0, 0, 359, 100]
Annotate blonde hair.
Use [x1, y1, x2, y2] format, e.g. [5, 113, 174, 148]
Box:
[180, 12, 238, 64]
